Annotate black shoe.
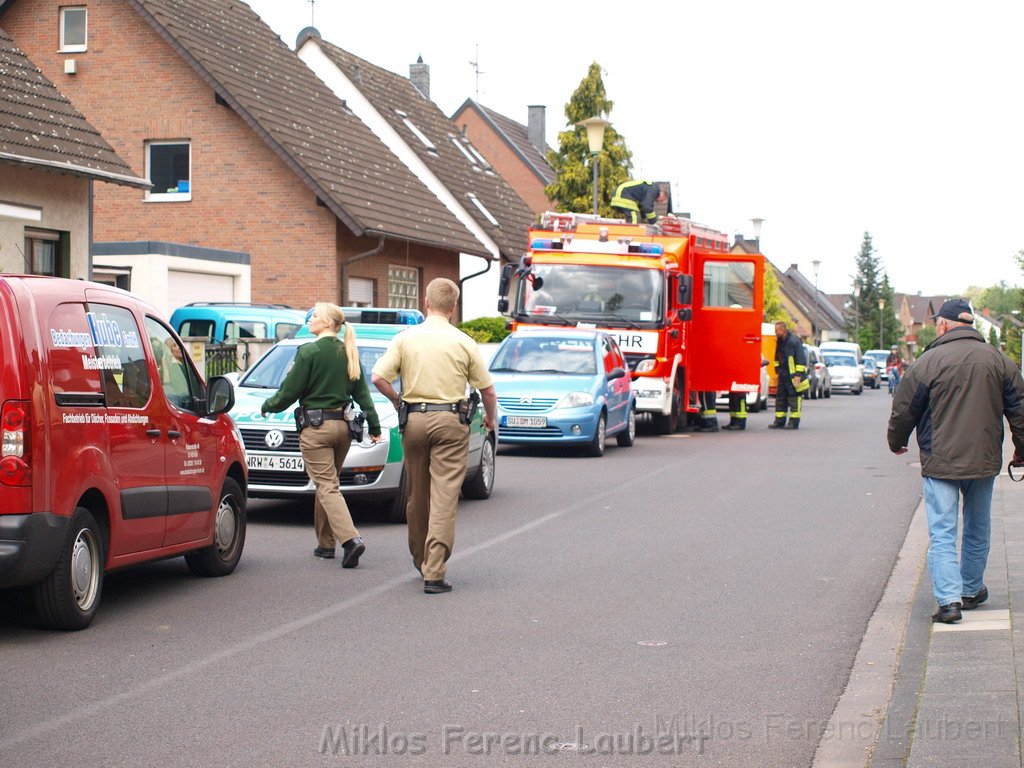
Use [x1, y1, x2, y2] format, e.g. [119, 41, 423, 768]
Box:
[313, 546, 335, 559]
[341, 537, 365, 568]
[424, 579, 452, 594]
[932, 602, 962, 623]
[724, 422, 745, 431]
[768, 421, 785, 429]
[782, 422, 800, 430]
[696, 425, 719, 433]
[962, 587, 988, 610]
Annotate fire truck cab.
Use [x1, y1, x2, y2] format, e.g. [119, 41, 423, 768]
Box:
[497, 212, 765, 434]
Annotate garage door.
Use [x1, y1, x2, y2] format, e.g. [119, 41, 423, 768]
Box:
[167, 271, 235, 310]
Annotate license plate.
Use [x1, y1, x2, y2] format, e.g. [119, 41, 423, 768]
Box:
[248, 454, 305, 471]
[505, 416, 547, 428]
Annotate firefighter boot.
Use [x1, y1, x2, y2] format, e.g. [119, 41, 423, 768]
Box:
[783, 418, 800, 430]
[724, 419, 746, 430]
[768, 417, 787, 429]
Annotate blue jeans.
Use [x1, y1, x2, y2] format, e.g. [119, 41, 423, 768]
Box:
[923, 475, 995, 605]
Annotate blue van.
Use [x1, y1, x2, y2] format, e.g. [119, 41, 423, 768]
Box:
[169, 303, 307, 343]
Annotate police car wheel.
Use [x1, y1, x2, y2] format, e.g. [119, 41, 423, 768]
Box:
[185, 478, 246, 577]
[384, 469, 409, 523]
[616, 408, 636, 447]
[33, 507, 105, 631]
[462, 433, 496, 500]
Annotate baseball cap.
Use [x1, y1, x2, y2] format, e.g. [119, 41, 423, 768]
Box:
[932, 298, 974, 323]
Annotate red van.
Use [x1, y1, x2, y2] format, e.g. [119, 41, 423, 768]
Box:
[0, 276, 248, 630]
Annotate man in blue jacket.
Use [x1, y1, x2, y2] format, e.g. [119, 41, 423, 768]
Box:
[888, 298, 1024, 623]
[610, 180, 667, 224]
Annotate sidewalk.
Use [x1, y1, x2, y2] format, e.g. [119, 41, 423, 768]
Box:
[871, 468, 1024, 768]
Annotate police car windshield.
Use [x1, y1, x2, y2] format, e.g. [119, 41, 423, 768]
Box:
[518, 265, 662, 325]
[241, 342, 396, 388]
[490, 337, 597, 375]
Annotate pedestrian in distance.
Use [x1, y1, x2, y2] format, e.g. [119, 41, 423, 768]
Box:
[610, 180, 668, 225]
[888, 298, 1024, 624]
[371, 278, 498, 595]
[260, 302, 382, 568]
[769, 321, 809, 429]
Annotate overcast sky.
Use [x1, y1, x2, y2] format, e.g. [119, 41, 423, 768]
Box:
[244, 1, 1024, 298]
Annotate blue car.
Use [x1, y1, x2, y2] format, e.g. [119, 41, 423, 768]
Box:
[489, 330, 636, 456]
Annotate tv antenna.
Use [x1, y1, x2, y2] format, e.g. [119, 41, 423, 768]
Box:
[308, 0, 315, 26]
[468, 43, 484, 98]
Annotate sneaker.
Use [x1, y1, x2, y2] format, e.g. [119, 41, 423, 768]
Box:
[932, 602, 962, 623]
[962, 587, 988, 610]
[313, 546, 335, 559]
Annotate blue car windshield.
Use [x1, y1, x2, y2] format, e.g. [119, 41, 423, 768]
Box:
[241, 343, 394, 389]
[490, 337, 597, 375]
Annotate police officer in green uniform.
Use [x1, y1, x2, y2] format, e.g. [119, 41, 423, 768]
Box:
[610, 180, 668, 224]
[261, 302, 382, 566]
[371, 279, 497, 594]
[770, 321, 809, 429]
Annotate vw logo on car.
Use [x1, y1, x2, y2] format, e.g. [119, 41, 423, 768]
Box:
[264, 429, 285, 449]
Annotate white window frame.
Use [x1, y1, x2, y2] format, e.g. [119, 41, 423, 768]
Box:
[467, 193, 500, 227]
[394, 109, 436, 153]
[59, 6, 87, 53]
[449, 136, 479, 166]
[145, 140, 192, 202]
[388, 265, 420, 309]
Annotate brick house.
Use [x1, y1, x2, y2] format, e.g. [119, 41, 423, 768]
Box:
[297, 34, 536, 319]
[0, 0, 488, 318]
[0, 26, 146, 280]
[451, 99, 556, 216]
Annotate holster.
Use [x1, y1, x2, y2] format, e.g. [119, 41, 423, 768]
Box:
[397, 401, 409, 433]
[458, 391, 481, 426]
[348, 412, 366, 442]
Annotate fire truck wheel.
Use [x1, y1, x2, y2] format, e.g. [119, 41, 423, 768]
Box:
[653, 378, 682, 434]
[586, 412, 607, 457]
[616, 407, 636, 447]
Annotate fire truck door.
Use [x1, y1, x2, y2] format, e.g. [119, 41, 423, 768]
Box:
[687, 254, 764, 393]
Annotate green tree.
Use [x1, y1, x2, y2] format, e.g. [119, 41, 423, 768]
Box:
[988, 325, 999, 346]
[878, 274, 902, 350]
[849, 232, 882, 347]
[964, 281, 1023, 316]
[917, 323, 937, 350]
[545, 63, 632, 215]
[763, 265, 789, 323]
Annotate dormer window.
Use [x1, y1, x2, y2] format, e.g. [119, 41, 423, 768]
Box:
[59, 7, 87, 53]
[394, 109, 436, 152]
[467, 193, 499, 227]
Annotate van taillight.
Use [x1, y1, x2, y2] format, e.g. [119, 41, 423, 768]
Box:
[0, 401, 30, 486]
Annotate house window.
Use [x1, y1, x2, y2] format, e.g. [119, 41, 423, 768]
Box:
[388, 266, 419, 309]
[25, 229, 68, 277]
[145, 141, 191, 201]
[466, 193, 499, 227]
[348, 277, 375, 307]
[59, 7, 87, 52]
[394, 110, 436, 153]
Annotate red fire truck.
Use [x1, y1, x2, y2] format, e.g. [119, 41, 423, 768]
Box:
[497, 212, 765, 433]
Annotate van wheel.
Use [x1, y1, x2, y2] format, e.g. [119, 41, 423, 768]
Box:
[185, 478, 246, 577]
[462, 433, 496, 500]
[33, 507, 104, 631]
[616, 407, 636, 447]
[586, 413, 607, 457]
[385, 469, 409, 523]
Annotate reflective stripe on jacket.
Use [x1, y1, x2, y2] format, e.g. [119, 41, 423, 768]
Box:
[610, 180, 659, 222]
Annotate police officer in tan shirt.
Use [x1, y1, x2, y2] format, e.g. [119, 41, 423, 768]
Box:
[371, 278, 497, 594]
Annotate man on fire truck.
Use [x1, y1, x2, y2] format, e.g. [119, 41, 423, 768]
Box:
[610, 180, 668, 224]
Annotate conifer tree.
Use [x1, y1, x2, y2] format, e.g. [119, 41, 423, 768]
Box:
[545, 63, 632, 215]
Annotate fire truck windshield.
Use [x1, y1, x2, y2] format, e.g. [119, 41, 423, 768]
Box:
[518, 265, 663, 327]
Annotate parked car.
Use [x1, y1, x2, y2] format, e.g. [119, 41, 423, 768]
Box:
[169, 302, 307, 343]
[804, 344, 832, 400]
[488, 329, 636, 456]
[864, 349, 891, 381]
[228, 324, 495, 522]
[0, 276, 247, 629]
[822, 350, 864, 394]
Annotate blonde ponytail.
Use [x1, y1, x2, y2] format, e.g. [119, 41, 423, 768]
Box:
[342, 320, 360, 381]
[314, 301, 361, 380]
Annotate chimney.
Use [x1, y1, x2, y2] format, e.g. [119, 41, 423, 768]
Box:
[410, 56, 429, 99]
[527, 105, 546, 153]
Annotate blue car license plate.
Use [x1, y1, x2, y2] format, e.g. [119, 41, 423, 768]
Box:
[504, 416, 547, 428]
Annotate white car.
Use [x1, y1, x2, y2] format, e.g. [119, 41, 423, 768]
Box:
[822, 351, 864, 395]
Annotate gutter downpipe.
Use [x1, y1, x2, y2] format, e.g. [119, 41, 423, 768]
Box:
[339, 234, 386, 305]
[458, 254, 497, 319]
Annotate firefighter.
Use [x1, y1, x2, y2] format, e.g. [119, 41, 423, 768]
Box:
[770, 321, 809, 429]
[724, 392, 747, 430]
[696, 391, 719, 432]
[610, 180, 667, 224]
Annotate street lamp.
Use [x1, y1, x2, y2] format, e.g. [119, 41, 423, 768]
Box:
[878, 298, 886, 348]
[577, 115, 609, 215]
[853, 281, 861, 344]
[811, 260, 821, 344]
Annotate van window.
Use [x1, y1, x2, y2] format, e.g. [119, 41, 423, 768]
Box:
[145, 318, 202, 411]
[178, 319, 215, 342]
[274, 322, 302, 341]
[225, 321, 268, 340]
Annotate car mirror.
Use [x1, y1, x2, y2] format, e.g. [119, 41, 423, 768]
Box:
[206, 376, 235, 416]
[607, 367, 626, 382]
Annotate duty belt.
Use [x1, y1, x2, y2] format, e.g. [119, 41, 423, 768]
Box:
[404, 402, 459, 413]
[320, 410, 346, 420]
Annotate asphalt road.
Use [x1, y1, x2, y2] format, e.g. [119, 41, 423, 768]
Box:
[0, 387, 923, 767]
